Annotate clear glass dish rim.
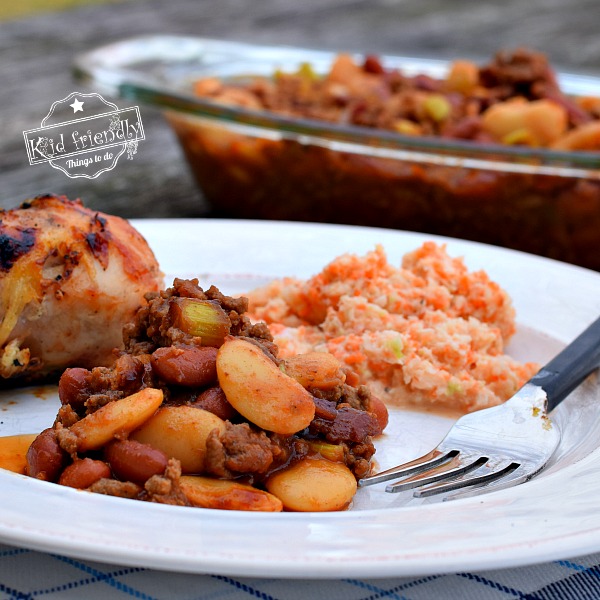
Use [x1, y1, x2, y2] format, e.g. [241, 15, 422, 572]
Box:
[73, 34, 600, 178]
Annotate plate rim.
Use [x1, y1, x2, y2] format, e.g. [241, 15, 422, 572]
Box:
[0, 218, 599, 578]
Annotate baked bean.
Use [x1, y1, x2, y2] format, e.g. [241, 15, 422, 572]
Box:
[188, 386, 237, 421]
[193, 77, 223, 97]
[180, 475, 283, 511]
[151, 346, 218, 387]
[58, 458, 111, 489]
[105, 439, 168, 485]
[445, 60, 479, 94]
[131, 406, 225, 473]
[58, 367, 91, 410]
[482, 98, 567, 146]
[368, 395, 389, 434]
[26, 428, 68, 482]
[283, 352, 346, 390]
[266, 457, 357, 512]
[69, 388, 164, 452]
[114, 354, 153, 396]
[552, 121, 600, 150]
[217, 338, 315, 434]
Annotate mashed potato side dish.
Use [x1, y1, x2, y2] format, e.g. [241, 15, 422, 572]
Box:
[247, 242, 538, 413]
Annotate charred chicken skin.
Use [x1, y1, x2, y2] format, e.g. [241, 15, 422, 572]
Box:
[0, 194, 162, 383]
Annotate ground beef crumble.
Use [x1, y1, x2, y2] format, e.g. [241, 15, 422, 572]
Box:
[205, 422, 295, 479]
[88, 479, 142, 499]
[142, 459, 191, 506]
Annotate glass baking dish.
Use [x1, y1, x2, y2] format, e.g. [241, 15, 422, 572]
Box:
[74, 35, 600, 270]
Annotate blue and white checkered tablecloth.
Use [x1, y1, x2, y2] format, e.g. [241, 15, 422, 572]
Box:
[2, 544, 600, 600]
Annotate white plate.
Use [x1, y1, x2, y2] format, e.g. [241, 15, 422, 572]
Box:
[0, 219, 599, 578]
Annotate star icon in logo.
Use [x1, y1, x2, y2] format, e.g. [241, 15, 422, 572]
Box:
[70, 98, 84, 113]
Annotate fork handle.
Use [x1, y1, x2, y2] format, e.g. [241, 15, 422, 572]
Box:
[530, 316, 600, 412]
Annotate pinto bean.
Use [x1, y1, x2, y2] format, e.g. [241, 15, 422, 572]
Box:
[105, 439, 169, 485]
[151, 346, 218, 387]
[188, 386, 237, 421]
[26, 428, 68, 482]
[58, 458, 111, 489]
[58, 368, 91, 410]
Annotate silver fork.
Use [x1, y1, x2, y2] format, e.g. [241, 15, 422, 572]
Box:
[358, 316, 600, 500]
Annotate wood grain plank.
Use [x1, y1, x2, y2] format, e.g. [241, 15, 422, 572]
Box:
[2, 0, 599, 217]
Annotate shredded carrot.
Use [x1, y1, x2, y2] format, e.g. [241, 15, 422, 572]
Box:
[247, 242, 538, 413]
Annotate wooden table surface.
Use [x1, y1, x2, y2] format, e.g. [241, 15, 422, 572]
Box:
[2, 0, 600, 219]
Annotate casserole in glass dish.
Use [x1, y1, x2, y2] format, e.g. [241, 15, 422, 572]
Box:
[75, 36, 600, 270]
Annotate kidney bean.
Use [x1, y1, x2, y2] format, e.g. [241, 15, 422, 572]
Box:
[26, 428, 68, 482]
[368, 395, 389, 435]
[104, 439, 168, 485]
[188, 386, 237, 421]
[58, 368, 91, 410]
[363, 55, 384, 74]
[58, 458, 111, 489]
[114, 354, 153, 396]
[151, 346, 218, 387]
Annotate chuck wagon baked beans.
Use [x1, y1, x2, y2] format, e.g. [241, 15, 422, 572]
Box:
[23, 279, 387, 512]
[192, 47, 600, 150]
[169, 47, 600, 270]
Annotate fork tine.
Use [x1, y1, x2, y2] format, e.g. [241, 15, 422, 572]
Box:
[357, 449, 458, 487]
[414, 460, 521, 498]
[385, 454, 488, 493]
